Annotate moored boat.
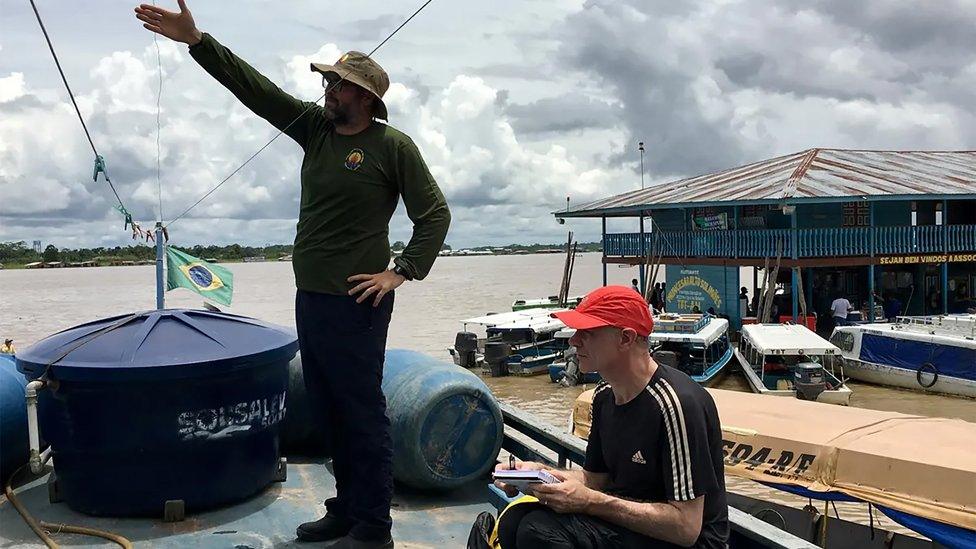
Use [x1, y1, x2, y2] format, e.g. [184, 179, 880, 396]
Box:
[734, 323, 852, 405]
[830, 315, 976, 398]
[448, 308, 569, 376]
[649, 314, 733, 386]
[512, 295, 584, 311]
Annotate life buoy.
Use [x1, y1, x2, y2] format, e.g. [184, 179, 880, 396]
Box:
[916, 362, 938, 388]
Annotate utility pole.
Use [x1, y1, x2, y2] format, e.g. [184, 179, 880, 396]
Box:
[638, 141, 646, 190]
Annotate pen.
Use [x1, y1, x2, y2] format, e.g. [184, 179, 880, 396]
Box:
[509, 454, 515, 470]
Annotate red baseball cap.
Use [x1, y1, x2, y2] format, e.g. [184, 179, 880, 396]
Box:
[551, 285, 654, 337]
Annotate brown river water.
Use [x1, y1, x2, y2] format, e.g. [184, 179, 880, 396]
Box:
[2, 252, 972, 536]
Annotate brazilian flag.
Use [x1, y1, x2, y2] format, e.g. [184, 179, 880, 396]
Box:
[166, 247, 234, 306]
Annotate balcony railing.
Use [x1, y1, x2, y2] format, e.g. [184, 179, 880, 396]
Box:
[604, 225, 976, 259]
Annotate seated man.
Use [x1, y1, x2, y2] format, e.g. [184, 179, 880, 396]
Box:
[494, 286, 728, 548]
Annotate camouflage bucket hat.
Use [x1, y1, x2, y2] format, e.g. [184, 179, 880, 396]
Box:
[311, 51, 390, 120]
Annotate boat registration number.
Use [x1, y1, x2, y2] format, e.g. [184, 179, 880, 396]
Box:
[721, 440, 816, 479]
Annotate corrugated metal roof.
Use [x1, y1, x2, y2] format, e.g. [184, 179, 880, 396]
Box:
[561, 148, 976, 217]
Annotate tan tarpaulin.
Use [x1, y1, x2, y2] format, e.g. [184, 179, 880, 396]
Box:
[572, 388, 976, 532]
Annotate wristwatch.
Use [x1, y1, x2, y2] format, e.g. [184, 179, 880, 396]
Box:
[392, 264, 412, 281]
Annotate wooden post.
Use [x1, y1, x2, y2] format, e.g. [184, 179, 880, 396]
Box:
[942, 199, 949, 314]
[869, 202, 876, 322]
[601, 217, 608, 287]
[639, 214, 646, 297]
[790, 207, 799, 321]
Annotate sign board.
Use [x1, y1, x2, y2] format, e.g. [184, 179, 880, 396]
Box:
[878, 253, 976, 265]
[665, 265, 740, 326]
[693, 212, 728, 231]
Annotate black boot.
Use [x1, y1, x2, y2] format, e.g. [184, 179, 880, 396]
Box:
[296, 514, 353, 542]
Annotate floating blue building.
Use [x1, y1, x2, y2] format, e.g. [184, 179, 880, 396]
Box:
[556, 148, 976, 330]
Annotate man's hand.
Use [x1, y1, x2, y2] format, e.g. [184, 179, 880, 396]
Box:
[348, 270, 405, 307]
[529, 469, 600, 514]
[492, 459, 545, 498]
[135, 0, 203, 45]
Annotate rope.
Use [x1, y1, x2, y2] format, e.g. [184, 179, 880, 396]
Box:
[5, 465, 133, 549]
[165, 0, 435, 228]
[26, 0, 129, 214]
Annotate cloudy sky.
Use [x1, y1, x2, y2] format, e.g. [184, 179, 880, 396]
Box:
[2, 0, 975, 250]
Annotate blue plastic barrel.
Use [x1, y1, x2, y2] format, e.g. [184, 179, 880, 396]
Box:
[0, 354, 28, 484]
[280, 352, 330, 457]
[383, 350, 503, 490]
[16, 310, 297, 516]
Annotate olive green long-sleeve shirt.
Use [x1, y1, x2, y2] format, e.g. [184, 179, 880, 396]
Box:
[189, 33, 450, 295]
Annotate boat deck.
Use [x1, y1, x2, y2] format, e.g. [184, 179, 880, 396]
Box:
[0, 459, 494, 548]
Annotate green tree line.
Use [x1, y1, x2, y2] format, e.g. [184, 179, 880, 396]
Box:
[0, 241, 295, 267]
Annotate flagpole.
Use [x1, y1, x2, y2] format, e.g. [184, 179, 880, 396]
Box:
[155, 222, 164, 310]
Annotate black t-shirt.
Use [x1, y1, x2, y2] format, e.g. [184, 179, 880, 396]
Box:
[585, 364, 729, 549]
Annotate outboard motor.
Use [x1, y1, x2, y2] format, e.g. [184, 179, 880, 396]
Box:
[794, 362, 826, 401]
[484, 341, 511, 377]
[453, 331, 479, 368]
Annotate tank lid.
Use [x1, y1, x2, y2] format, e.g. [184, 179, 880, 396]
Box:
[16, 309, 297, 382]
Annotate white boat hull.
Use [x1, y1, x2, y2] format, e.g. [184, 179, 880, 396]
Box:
[842, 358, 976, 399]
[734, 349, 853, 406]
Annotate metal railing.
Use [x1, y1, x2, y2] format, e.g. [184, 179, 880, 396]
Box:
[604, 225, 976, 259]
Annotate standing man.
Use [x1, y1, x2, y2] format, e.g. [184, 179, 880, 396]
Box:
[830, 294, 853, 327]
[738, 287, 749, 318]
[631, 278, 640, 294]
[135, 3, 450, 548]
[494, 286, 728, 548]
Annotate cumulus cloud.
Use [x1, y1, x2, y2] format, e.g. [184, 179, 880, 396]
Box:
[0, 35, 628, 248]
[4, 0, 976, 250]
[556, 0, 976, 178]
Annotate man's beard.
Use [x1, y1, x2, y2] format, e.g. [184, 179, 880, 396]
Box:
[324, 102, 350, 125]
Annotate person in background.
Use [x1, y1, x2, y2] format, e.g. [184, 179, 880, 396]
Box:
[884, 293, 903, 322]
[631, 279, 640, 294]
[830, 295, 853, 327]
[0, 339, 14, 354]
[738, 287, 749, 319]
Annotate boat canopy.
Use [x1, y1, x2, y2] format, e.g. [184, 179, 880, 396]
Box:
[461, 308, 567, 334]
[712, 388, 976, 547]
[650, 318, 729, 346]
[741, 324, 838, 356]
[572, 388, 976, 547]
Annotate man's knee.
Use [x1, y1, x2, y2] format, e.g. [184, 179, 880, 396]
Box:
[514, 509, 574, 548]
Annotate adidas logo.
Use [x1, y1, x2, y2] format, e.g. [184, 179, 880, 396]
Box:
[631, 450, 646, 465]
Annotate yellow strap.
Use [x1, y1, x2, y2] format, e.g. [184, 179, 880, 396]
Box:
[488, 495, 540, 548]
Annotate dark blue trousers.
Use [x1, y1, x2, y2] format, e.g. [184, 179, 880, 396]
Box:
[295, 289, 395, 541]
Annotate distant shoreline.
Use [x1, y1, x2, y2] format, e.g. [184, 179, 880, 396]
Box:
[0, 248, 603, 270]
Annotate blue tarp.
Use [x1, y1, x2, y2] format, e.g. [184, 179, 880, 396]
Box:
[877, 506, 976, 549]
[859, 333, 976, 381]
[762, 481, 976, 549]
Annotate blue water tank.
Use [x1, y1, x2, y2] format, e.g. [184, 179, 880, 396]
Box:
[16, 309, 297, 516]
[0, 354, 29, 484]
[383, 350, 503, 490]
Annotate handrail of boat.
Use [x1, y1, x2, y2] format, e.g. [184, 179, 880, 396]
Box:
[500, 402, 586, 469]
[894, 314, 976, 337]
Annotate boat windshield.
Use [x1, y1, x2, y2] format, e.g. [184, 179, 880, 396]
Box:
[654, 335, 730, 376]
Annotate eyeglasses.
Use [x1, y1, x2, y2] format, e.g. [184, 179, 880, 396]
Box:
[322, 75, 349, 93]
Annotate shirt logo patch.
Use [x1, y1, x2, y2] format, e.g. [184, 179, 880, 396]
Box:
[631, 450, 647, 465]
[344, 148, 365, 171]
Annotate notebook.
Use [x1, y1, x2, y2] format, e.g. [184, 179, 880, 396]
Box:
[492, 470, 559, 492]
